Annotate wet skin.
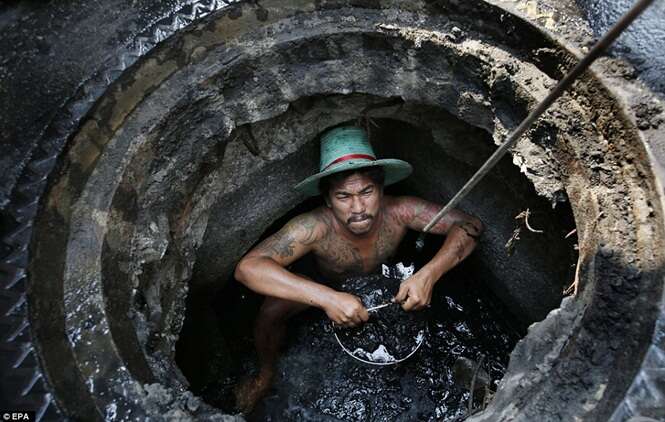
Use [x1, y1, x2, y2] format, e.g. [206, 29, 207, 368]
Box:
[232, 172, 484, 413]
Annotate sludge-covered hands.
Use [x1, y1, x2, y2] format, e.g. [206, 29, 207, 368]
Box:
[393, 271, 435, 311]
[323, 291, 370, 327]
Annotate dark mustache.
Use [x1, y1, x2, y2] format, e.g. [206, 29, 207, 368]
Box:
[348, 214, 372, 224]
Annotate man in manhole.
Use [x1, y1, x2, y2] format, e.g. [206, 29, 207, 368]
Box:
[234, 124, 483, 413]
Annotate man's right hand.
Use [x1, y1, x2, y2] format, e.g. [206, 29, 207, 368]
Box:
[323, 292, 369, 327]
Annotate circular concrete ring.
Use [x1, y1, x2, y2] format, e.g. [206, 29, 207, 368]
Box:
[1, 1, 664, 421]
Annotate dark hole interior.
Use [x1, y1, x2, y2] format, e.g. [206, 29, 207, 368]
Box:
[176, 193, 526, 420]
[174, 116, 577, 420]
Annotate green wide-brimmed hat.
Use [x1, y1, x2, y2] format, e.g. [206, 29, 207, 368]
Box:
[294, 126, 413, 197]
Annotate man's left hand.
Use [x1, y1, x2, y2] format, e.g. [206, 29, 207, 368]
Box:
[393, 270, 436, 311]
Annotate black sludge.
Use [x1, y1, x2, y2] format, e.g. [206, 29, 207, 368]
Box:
[334, 275, 426, 365]
[204, 265, 521, 421]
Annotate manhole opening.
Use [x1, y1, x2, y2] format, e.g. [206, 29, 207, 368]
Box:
[177, 195, 525, 419]
[176, 119, 572, 420]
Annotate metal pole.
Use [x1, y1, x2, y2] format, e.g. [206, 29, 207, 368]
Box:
[418, 0, 655, 242]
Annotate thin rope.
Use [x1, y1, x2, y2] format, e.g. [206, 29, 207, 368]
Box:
[418, 0, 655, 245]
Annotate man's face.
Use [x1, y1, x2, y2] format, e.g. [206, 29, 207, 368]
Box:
[326, 172, 383, 236]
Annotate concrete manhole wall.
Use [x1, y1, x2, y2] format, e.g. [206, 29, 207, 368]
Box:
[1, 1, 664, 421]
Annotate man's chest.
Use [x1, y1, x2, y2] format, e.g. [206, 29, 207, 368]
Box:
[313, 220, 406, 277]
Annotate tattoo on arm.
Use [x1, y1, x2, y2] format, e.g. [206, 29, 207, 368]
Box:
[254, 230, 297, 258]
[406, 199, 442, 230]
[457, 221, 481, 240]
[252, 214, 321, 259]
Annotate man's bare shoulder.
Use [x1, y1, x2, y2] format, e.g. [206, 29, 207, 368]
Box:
[280, 207, 330, 242]
[383, 195, 430, 222]
[386, 195, 483, 235]
[246, 208, 329, 261]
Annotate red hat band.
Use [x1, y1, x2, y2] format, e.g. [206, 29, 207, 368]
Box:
[322, 153, 376, 171]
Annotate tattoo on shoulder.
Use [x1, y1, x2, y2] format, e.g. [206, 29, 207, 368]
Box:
[254, 230, 297, 258]
[296, 214, 321, 246]
[253, 213, 323, 258]
[408, 199, 441, 227]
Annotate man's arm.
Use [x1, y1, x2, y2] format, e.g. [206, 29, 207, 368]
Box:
[393, 196, 484, 311]
[234, 211, 369, 326]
